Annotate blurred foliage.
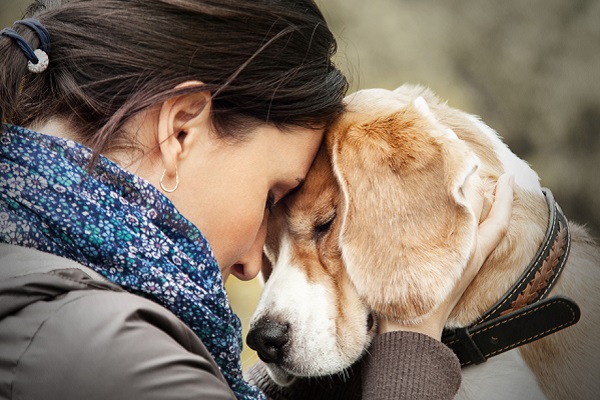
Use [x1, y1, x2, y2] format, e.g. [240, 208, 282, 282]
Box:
[316, 0, 600, 238]
[226, 277, 262, 370]
[3, 0, 599, 371]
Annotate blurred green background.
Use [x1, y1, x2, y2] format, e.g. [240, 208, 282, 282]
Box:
[3, 0, 599, 370]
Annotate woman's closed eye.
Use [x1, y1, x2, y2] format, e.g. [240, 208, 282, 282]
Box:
[266, 192, 276, 213]
[266, 178, 306, 213]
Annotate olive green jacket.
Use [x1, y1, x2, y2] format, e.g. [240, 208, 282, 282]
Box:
[0, 243, 461, 399]
[0, 243, 235, 400]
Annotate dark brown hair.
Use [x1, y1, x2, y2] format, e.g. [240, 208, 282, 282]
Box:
[1, 0, 347, 160]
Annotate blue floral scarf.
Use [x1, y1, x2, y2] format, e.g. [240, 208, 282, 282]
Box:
[0, 124, 265, 400]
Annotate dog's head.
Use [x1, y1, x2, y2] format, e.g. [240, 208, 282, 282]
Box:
[328, 90, 482, 323]
[247, 84, 539, 385]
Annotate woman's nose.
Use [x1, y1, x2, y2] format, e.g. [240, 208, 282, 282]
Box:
[231, 216, 268, 281]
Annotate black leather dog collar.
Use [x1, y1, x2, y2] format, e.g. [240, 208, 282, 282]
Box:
[442, 188, 581, 367]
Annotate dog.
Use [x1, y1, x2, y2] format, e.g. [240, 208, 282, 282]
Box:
[247, 84, 600, 399]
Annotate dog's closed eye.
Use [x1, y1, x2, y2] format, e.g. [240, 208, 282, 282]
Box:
[314, 211, 336, 241]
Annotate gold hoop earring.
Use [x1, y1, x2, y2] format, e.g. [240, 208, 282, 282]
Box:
[160, 168, 179, 193]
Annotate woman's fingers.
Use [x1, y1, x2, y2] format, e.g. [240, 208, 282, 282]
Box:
[453, 173, 514, 303]
[462, 169, 485, 223]
[475, 173, 514, 261]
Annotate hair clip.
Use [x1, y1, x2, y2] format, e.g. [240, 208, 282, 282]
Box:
[1, 18, 51, 73]
[27, 48, 49, 73]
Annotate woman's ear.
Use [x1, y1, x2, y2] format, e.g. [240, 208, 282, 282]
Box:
[156, 81, 211, 179]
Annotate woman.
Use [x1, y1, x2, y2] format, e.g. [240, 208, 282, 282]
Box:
[0, 0, 513, 399]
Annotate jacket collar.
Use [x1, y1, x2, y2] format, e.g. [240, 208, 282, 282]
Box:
[0, 243, 121, 320]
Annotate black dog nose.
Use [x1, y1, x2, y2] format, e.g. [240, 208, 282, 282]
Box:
[246, 319, 289, 364]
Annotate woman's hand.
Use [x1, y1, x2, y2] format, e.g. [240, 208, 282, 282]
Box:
[379, 173, 515, 339]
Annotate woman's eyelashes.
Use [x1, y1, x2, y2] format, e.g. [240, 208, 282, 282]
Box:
[265, 179, 305, 213]
[266, 192, 276, 213]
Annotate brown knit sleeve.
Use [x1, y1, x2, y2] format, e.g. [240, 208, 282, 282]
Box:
[362, 331, 462, 399]
[246, 330, 461, 400]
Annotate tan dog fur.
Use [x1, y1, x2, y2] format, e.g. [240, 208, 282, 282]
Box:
[251, 84, 600, 399]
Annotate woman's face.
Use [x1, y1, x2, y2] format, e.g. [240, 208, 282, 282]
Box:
[172, 123, 324, 282]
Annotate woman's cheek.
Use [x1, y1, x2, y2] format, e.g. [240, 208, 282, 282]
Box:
[219, 208, 266, 268]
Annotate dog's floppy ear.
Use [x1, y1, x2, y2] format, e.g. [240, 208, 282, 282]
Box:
[328, 97, 480, 323]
